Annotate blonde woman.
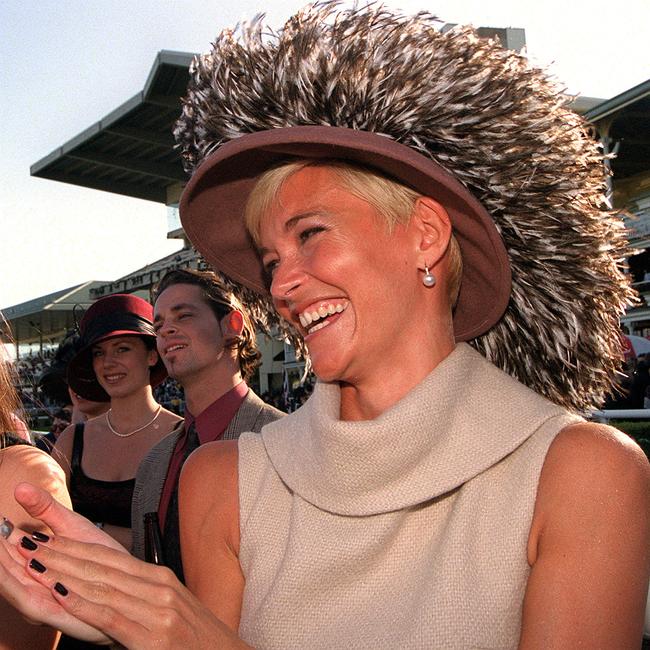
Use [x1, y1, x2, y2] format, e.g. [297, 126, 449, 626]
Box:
[0, 5, 648, 648]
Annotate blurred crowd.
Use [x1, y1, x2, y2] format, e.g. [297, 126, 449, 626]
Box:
[14, 350, 55, 410]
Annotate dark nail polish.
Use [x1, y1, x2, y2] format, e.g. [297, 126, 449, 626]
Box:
[29, 558, 47, 573]
[20, 536, 38, 551]
[31, 531, 50, 543]
[54, 582, 68, 596]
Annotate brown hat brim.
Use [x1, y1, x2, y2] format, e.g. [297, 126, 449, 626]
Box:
[180, 126, 511, 341]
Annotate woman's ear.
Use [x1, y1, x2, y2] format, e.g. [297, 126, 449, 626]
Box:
[147, 348, 160, 369]
[411, 197, 452, 269]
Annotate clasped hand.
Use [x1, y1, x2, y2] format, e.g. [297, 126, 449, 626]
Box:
[0, 482, 243, 649]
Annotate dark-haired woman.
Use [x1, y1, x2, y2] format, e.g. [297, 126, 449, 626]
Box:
[54, 294, 181, 549]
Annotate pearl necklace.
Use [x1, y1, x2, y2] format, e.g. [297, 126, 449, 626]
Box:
[106, 405, 162, 438]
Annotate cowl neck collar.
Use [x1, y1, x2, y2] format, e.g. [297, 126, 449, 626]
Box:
[261, 343, 569, 516]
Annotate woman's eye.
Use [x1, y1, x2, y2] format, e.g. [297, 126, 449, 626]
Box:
[299, 226, 325, 242]
[263, 259, 279, 276]
[92, 350, 102, 357]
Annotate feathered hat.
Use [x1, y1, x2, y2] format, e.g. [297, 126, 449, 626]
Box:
[175, 1, 635, 411]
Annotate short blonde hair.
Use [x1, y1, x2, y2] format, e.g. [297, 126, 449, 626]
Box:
[244, 159, 463, 307]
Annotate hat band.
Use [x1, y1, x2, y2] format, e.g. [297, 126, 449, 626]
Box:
[80, 312, 155, 349]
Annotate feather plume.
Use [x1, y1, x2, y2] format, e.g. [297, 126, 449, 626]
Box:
[174, 1, 635, 411]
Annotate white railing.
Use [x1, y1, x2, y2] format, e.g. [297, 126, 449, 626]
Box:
[590, 409, 650, 423]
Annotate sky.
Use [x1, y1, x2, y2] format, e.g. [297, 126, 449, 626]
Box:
[1, 0, 648, 310]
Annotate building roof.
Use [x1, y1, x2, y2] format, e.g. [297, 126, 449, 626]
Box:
[30, 50, 194, 203]
[90, 246, 200, 299]
[32, 48, 649, 205]
[2, 281, 109, 345]
[585, 78, 650, 181]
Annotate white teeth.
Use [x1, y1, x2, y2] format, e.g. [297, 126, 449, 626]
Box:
[166, 344, 185, 353]
[310, 320, 330, 333]
[298, 301, 349, 333]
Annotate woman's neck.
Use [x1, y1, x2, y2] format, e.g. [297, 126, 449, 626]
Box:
[339, 338, 456, 422]
[106, 386, 159, 429]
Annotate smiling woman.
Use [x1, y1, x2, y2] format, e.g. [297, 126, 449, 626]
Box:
[0, 3, 648, 649]
[53, 294, 181, 551]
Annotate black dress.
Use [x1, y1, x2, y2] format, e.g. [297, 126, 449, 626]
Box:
[60, 424, 136, 650]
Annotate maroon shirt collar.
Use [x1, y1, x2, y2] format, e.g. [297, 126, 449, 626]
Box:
[157, 380, 249, 530]
[184, 380, 248, 444]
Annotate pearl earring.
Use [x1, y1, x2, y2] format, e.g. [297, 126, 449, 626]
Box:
[423, 265, 436, 287]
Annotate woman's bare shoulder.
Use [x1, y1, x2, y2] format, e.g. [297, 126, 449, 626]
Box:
[529, 419, 649, 567]
[543, 420, 649, 490]
[533, 421, 649, 532]
[182, 439, 239, 496]
[180, 440, 239, 542]
[0, 445, 71, 529]
[1, 445, 67, 488]
[522, 421, 650, 645]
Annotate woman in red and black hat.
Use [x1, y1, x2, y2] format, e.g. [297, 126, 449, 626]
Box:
[53, 294, 181, 549]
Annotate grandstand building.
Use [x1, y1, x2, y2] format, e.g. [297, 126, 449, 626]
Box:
[3, 31, 649, 421]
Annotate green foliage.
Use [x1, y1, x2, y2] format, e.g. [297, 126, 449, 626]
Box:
[607, 420, 650, 458]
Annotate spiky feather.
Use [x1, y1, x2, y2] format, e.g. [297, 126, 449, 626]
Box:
[174, 1, 635, 411]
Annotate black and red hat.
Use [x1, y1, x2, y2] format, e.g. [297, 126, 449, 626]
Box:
[67, 294, 167, 402]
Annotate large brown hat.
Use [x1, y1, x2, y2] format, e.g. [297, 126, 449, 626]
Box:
[175, 2, 634, 411]
[180, 126, 511, 342]
[67, 294, 167, 402]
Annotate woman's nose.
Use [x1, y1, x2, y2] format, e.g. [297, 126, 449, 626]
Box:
[101, 352, 117, 367]
[270, 258, 305, 300]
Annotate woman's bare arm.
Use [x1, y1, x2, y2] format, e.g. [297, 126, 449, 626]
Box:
[52, 424, 75, 485]
[180, 439, 245, 632]
[521, 422, 650, 648]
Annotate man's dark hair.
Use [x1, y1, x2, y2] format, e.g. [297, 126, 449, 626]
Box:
[154, 268, 261, 381]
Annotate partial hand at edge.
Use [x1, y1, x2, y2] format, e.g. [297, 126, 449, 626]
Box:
[0, 482, 128, 643]
[17, 535, 251, 649]
[13, 482, 126, 552]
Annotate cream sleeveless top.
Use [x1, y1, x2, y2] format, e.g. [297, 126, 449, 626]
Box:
[238, 344, 581, 649]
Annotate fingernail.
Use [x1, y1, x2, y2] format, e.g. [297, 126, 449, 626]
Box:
[31, 531, 50, 543]
[54, 582, 68, 596]
[0, 517, 14, 539]
[20, 536, 38, 551]
[29, 558, 47, 573]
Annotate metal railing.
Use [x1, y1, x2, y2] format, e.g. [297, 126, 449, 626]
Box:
[591, 409, 650, 423]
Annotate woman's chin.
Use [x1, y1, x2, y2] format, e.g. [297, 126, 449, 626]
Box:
[309, 355, 348, 385]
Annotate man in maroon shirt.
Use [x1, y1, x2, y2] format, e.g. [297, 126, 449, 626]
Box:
[131, 268, 284, 581]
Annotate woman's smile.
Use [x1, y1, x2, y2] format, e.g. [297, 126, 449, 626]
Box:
[297, 299, 349, 335]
